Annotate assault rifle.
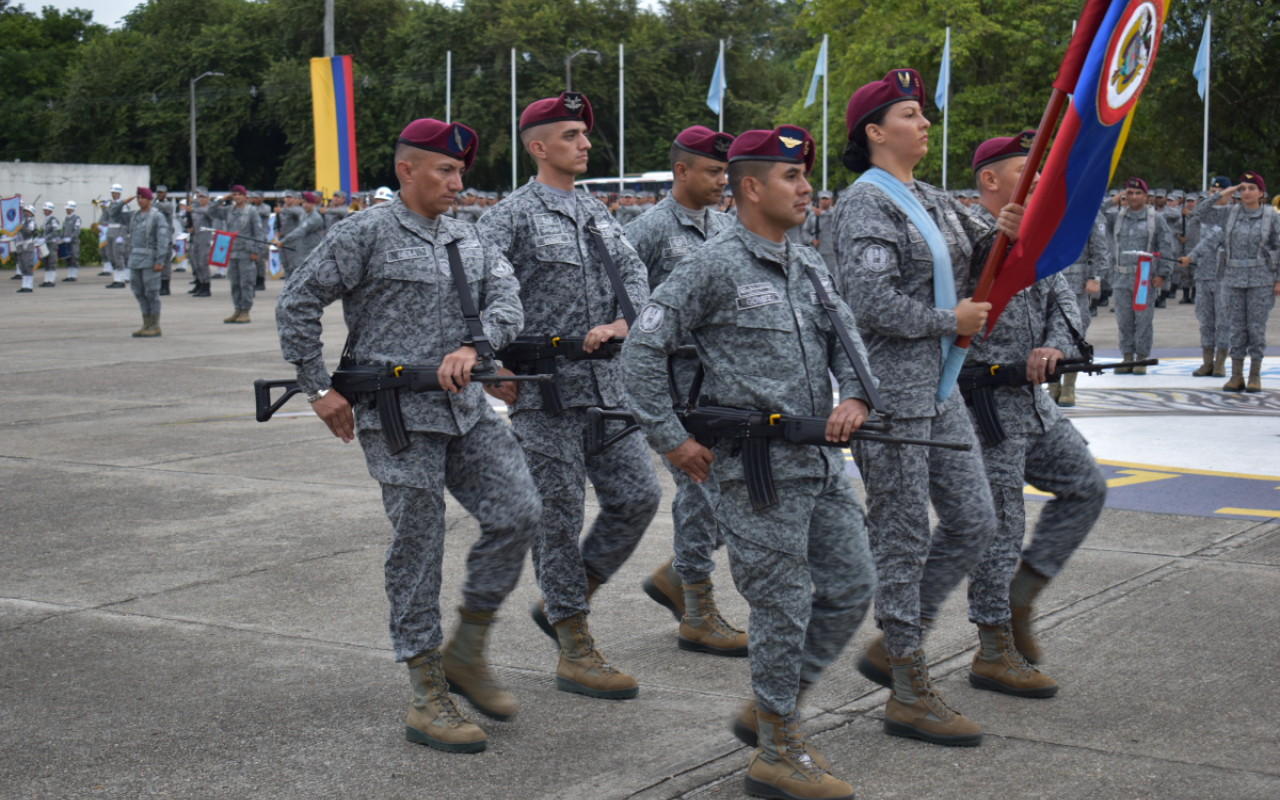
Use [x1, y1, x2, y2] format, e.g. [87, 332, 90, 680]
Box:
[254, 362, 553, 454]
[958, 355, 1158, 444]
[585, 404, 971, 512]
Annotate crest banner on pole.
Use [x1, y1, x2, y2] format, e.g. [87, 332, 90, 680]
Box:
[0, 196, 22, 237]
[208, 230, 237, 268]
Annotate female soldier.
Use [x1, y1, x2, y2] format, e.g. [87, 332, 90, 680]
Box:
[831, 69, 1023, 747]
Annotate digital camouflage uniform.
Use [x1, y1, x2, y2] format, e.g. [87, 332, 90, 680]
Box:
[105, 198, 132, 281]
[624, 194, 734, 585]
[478, 179, 662, 626]
[613, 203, 644, 226]
[1192, 193, 1279, 360]
[153, 198, 176, 282]
[279, 208, 325, 277]
[209, 201, 266, 312]
[275, 197, 539, 662]
[254, 201, 272, 282]
[620, 219, 877, 716]
[1186, 225, 1230, 350]
[62, 211, 81, 278]
[323, 202, 348, 233]
[40, 213, 61, 282]
[1176, 203, 1201, 292]
[1103, 205, 1173, 356]
[14, 214, 37, 285]
[126, 206, 170, 318]
[962, 274, 1106, 626]
[188, 200, 215, 284]
[832, 179, 998, 659]
[1060, 210, 1109, 336]
[276, 204, 304, 276]
[801, 207, 838, 270]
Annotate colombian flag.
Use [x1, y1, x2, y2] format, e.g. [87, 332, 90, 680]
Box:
[311, 55, 359, 200]
[986, 0, 1167, 331]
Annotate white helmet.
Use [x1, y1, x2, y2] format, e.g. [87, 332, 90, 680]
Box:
[111, 183, 123, 193]
[65, 200, 76, 209]
[374, 186, 394, 202]
[43, 201, 55, 211]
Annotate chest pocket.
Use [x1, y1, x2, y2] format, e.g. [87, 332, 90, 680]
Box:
[906, 222, 931, 263]
[378, 248, 438, 284]
[734, 283, 792, 330]
[532, 213, 580, 264]
[662, 234, 698, 262]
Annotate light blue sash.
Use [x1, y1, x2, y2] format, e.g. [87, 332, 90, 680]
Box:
[854, 167, 967, 402]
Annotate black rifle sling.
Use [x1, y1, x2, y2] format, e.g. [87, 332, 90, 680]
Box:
[444, 240, 495, 359]
[1048, 288, 1093, 362]
[586, 224, 638, 325]
[802, 266, 889, 418]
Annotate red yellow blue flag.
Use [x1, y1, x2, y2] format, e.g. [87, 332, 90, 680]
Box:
[310, 55, 359, 200]
[986, 0, 1167, 331]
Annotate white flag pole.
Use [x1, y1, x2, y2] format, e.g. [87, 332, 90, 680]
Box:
[619, 42, 625, 196]
[822, 34, 828, 192]
[1202, 12, 1211, 193]
[941, 26, 950, 191]
[718, 39, 725, 133]
[445, 51, 452, 124]
[511, 49, 517, 191]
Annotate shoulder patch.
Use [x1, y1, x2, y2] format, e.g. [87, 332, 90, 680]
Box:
[862, 244, 891, 272]
[490, 258, 514, 278]
[637, 303, 665, 333]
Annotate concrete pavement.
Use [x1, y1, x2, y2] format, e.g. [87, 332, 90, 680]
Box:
[2, 272, 1278, 799]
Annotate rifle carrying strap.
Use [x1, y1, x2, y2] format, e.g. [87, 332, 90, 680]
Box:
[444, 240, 495, 359]
[802, 266, 889, 418]
[587, 224, 638, 325]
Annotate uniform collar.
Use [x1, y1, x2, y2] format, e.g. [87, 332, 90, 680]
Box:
[391, 196, 465, 246]
[527, 177, 586, 218]
[731, 218, 791, 267]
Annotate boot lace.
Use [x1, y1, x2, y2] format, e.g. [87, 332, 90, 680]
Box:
[779, 711, 826, 779]
[999, 622, 1038, 676]
[571, 614, 621, 675]
[911, 656, 958, 720]
[695, 584, 745, 637]
[424, 657, 470, 726]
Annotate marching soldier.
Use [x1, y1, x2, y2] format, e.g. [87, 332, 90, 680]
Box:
[276, 118, 540, 754]
[962, 132, 1106, 694]
[477, 91, 662, 701]
[802, 190, 838, 270]
[187, 188, 215, 297]
[209, 185, 265, 323]
[61, 201, 82, 282]
[623, 125, 748, 657]
[834, 69, 1019, 747]
[277, 191, 325, 274]
[125, 187, 170, 338]
[621, 125, 875, 800]
[1104, 178, 1173, 373]
[39, 202, 61, 287]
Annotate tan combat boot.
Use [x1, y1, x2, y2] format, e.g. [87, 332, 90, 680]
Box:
[1057, 372, 1077, 407]
[441, 606, 518, 721]
[553, 612, 638, 699]
[236, 309, 251, 324]
[642, 557, 685, 621]
[969, 622, 1059, 698]
[1113, 352, 1135, 375]
[1246, 358, 1263, 393]
[856, 619, 933, 689]
[884, 651, 983, 747]
[744, 709, 853, 800]
[1192, 347, 1215, 376]
[678, 580, 748, 657]
[224, 309, 241, 324]
[731, 685, 830, 770]
[1132, 353, 1149, 375]
[404, 649, 487, 753]
[1009, 561, 1048, 663]
[1224, 358, 1246, 392]
[531, 574, 600, 644]
[139, 314, 161, 337]
[1212, 348, 1228, 377]
[132, 315, 150, 337]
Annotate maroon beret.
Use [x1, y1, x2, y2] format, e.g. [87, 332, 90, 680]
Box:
[674, 125, 735, 162]
[301, 191, 319, 204]
[845, 69, 927, 141]
[973, 130, 1036, 173]
[230, 184, 247, 196]
[1125, 177, 1148, 193]
[397, 118, 479, 172]
[1241, 171, 1266, 195]
[519, 91, 593, 135]
[727, 125, 816, 176]
[136, 187, 153, 200]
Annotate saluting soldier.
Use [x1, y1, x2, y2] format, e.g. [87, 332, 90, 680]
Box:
[209, 184, 265, 323]
[1104, 178, 1173, 372]
[274, 190, 303, 278]
[833, 69, 1017, 747]
[187, 188, 215, 297]
[39, 202, 61, 287]
[621, 125, 875, 800]
[962, 132, 1107, 693]
[277, 191, 325, 276]
[125, 187, 170, 338]
[151, 186, 176, 296]
[623, 125, 748, 657]
[61, 201, 82, 282]
[324, 190, 349, 232]
[104, 184, 131, 288]
[477, 91, 661, 701]
[276, 119, 539, 754]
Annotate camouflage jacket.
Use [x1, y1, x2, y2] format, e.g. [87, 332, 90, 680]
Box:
[621, 218, 875, 484]
[125, 206, 170, 268]
[832, 177, 994, 419]
[1104, 205, 1174, 278]
[40, 214, 61, 242]
[624, 194, 733, 289]
[801, 208, 837, 260]
[209, 202, 265, 259]
[62, 213, 81, 249]
[276, 196, 524, 436]
[323, 205, 348, 232]
[277, 205, 304, 239]
[477, 178, 650, 412]
[279, 209, 325, 261]
[1191, 193, 1280, 288]
[1062, 210, 1110, 296]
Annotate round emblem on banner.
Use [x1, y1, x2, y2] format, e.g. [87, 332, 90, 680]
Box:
[1097, 0, 1163, 127]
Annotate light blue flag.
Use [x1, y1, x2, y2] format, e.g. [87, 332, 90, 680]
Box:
[805, 38, 827, 108]
[1193, 17, 1210, 100]
[706, 49, 726, 115]
[934, 30, 950, 109]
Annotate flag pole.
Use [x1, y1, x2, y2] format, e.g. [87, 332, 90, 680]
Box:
[718, 39, 725, 133]
[619, 42, 625, 197]
[822, 34, 828, 192]
[941, 27, 950, 191]
[511, 49, 517, 192]
[954, 88, 1070, 350]
[1202, 12, 1210, 193]
[445, 51, 452, 124]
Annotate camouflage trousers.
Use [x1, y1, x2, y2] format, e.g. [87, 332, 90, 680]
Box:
[227, 257, 256, 311]
[1196, 279, 1231, 350]
[968, 419, 1106, 626]
[854, 393, 997, 659]
[667, 356, 722, 585]
[511, 407, 662, 626]
[1112, 285, 1156, 355]
[717, 465, 875, 716]
[190, 243, 210, 284]
[360, 409, 541, 662]
[129, 267, 162, 316]
[1225, 285, 1276, 360]
[1073, 290, 1093, 338]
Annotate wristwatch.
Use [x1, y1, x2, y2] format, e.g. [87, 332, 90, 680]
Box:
[307, 387, 330, 404]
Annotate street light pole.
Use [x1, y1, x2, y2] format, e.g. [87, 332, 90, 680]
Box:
[565, 48, 601, 92]
[189, 71, 224, 195]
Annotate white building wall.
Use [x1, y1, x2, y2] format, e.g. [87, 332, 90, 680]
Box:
[0, 163, 152, 227]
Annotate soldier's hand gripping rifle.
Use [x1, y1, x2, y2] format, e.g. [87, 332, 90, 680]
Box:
[254, 362, 553, 454]
[495, 334, 626, 416]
